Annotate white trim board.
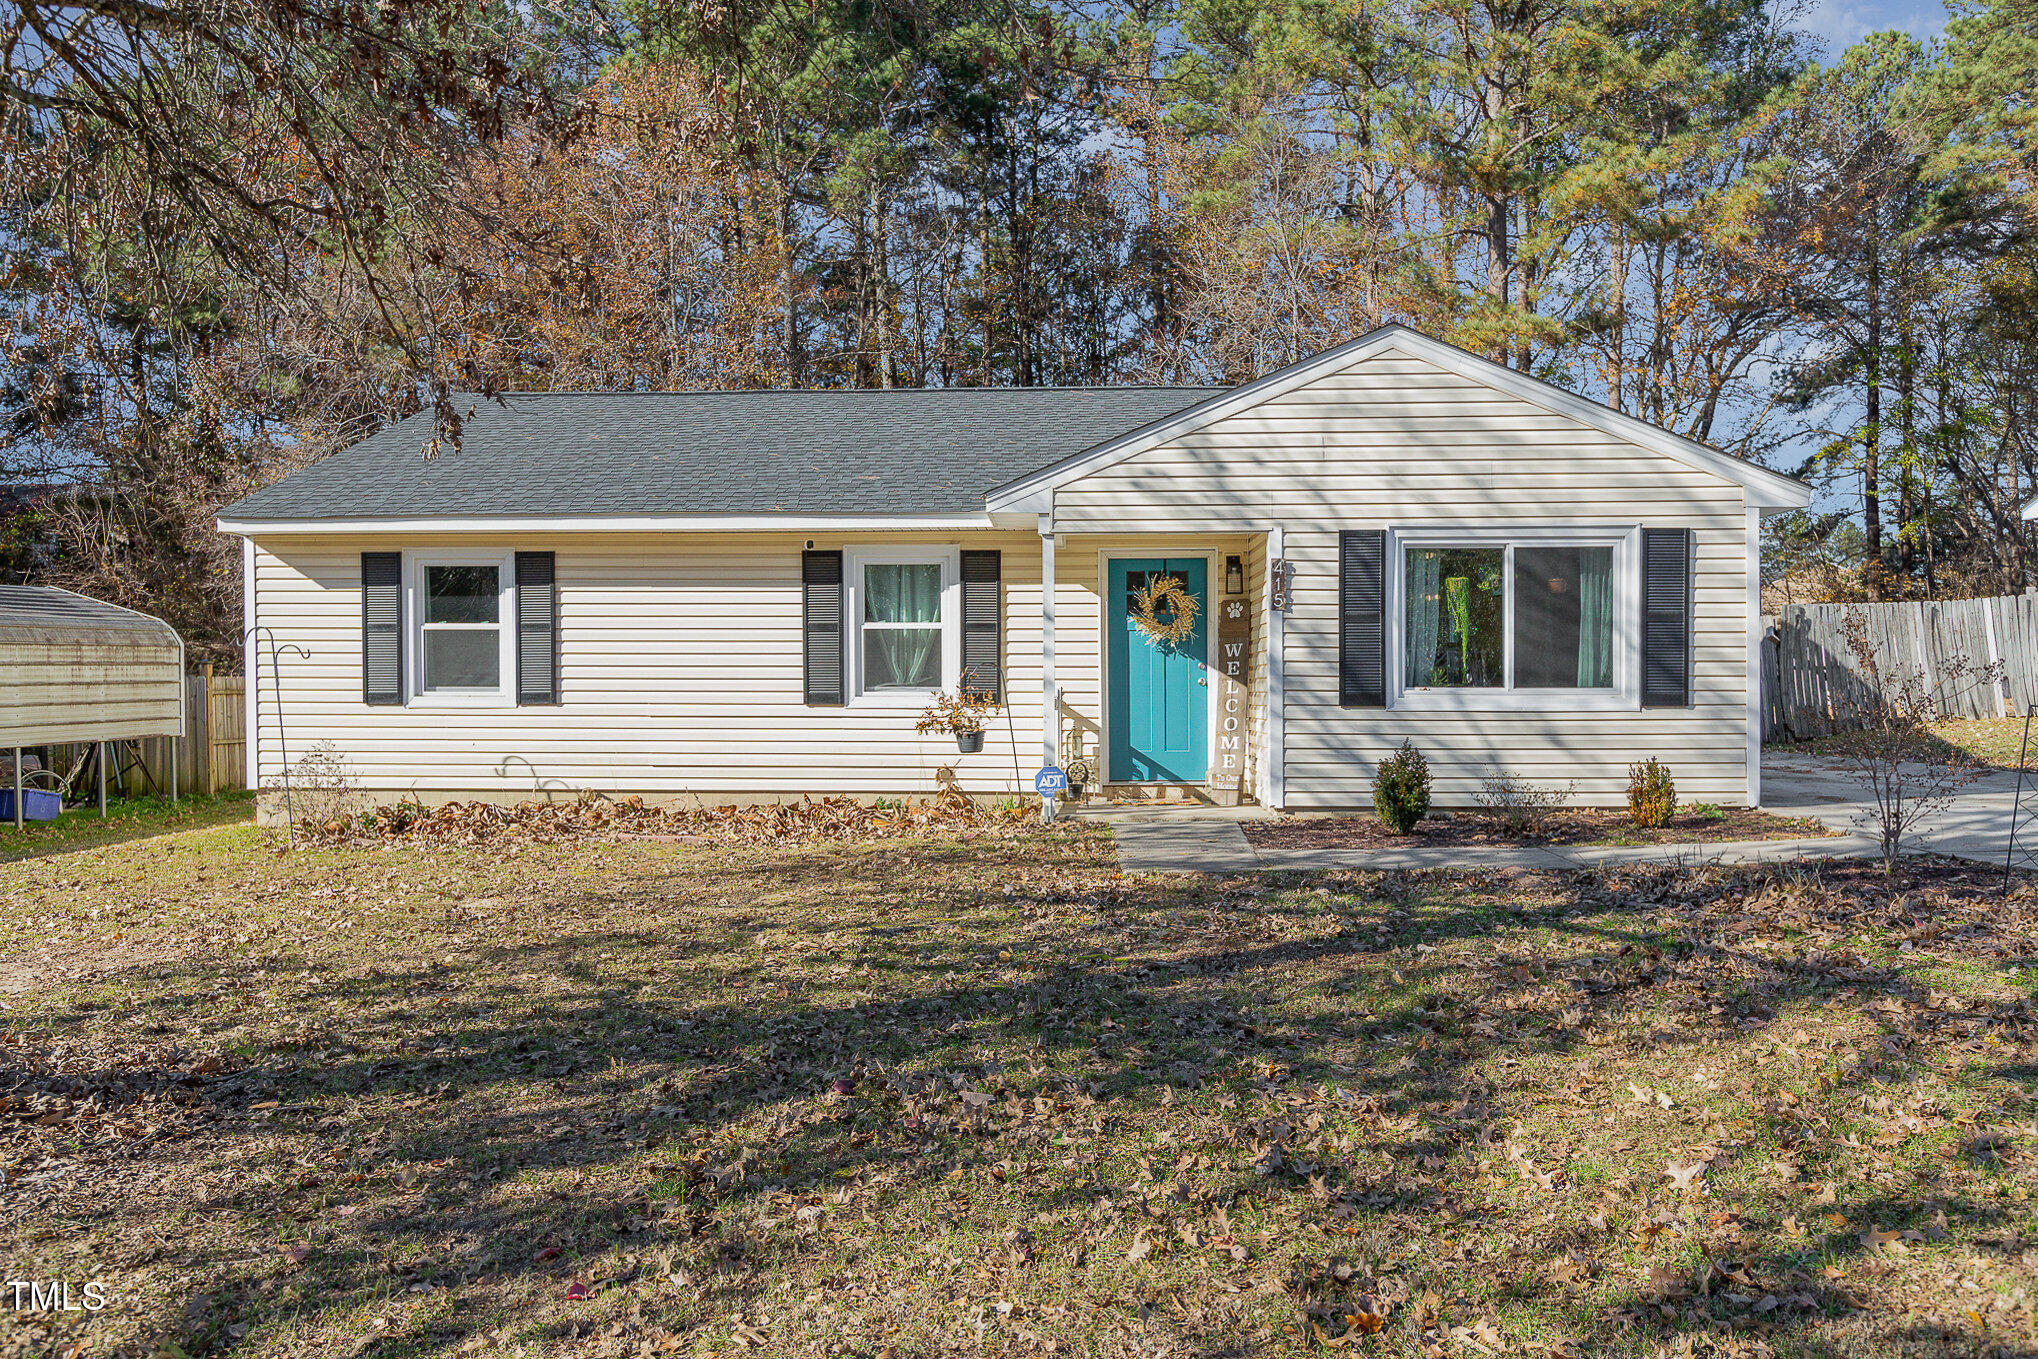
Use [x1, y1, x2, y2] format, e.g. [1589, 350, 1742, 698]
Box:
[243, 537, 256, 792]
[218, 513, 999, 537]
[986, 325, 1813, 513]
[1746, 506, 1763, 807]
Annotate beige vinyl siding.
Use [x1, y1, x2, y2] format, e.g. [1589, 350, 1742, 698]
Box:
[248, 529, 1263, 803]
[1052, 344, 1755, 806]
[0, 640, 184, 744]
[250, 532, 1060, 801]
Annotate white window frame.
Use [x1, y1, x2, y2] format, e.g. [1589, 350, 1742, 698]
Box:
[843, 545, 962, 707]
[1388, 525, 1639, 712]
[407, 551, 516, 708]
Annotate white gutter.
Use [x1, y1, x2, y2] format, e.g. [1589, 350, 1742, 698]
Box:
[218, 513, 1002, 536]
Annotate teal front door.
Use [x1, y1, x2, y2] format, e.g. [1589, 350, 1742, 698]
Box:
[1108, 558, 1209, 783]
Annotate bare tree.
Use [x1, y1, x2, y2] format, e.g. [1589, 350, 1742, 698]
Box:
[1830, 608, 1993, 870]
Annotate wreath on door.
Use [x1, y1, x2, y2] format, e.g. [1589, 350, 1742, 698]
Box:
[1129, 573, 1200, 648]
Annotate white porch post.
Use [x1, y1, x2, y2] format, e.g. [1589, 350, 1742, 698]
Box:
[1039, 512, 1058, 823]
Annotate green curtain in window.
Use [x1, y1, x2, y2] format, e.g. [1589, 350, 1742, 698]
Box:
[1444, 575, 1473, 677]
[864, 563, 942, 688]
[1576, 550, 1613, 688]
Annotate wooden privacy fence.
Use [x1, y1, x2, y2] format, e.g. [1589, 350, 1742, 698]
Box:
[135, 668, 246, 794]
[1763, 595, 2038, 742]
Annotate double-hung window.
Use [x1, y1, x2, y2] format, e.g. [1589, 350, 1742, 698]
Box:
[1392, 528, 1635, 708]
[409, 553, 515, 705]
[844, 547, 960, 701]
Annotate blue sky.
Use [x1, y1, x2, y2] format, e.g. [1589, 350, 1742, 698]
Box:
[1801, 0, 1949, 52]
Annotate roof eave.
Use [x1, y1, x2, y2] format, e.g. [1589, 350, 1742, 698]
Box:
[218, 511, 1004, 537]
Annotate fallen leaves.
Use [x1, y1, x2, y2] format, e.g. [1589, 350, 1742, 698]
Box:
[1664, 1158, 1708, 1192]
[1628, 1081, 1675, 1111]
[9, 835, 2037, 1358]
[297, 788, 1038, 848]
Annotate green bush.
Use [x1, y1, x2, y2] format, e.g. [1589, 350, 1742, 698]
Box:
[1372, 740, 1431, 834]
[1627, 758, 1677, 828]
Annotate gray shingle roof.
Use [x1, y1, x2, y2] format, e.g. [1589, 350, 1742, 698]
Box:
[221, 386, 1224, 521]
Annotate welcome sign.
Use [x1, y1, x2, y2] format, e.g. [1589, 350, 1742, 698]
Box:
[1209, 595, 1250, 805]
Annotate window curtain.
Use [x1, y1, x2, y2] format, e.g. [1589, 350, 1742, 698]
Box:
[1405, 549, 1442, 686]
[1444, 575, 1473, 677]
[1576, 550, 1613, 688]
[865, 564, 942, 687]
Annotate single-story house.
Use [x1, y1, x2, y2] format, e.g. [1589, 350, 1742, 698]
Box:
[217, 325, 1811, 816]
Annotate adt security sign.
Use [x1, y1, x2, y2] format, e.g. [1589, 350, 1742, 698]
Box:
[1033, 766, 1069, 796]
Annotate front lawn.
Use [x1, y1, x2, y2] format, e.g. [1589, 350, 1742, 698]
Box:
[1773, 717, 2035, 772]
[0, 789, 253, 863]
[1, 822, 2033, 1357]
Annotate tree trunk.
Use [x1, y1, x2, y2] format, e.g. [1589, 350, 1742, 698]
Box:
[1608, 224, 1628, 414]
[1863, 238, 1883, 599]
[1897, 319, 1917, 587]
[1486, 192, 1510, 362]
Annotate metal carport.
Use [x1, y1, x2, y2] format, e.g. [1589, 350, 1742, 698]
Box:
[0, 586, 185, 827]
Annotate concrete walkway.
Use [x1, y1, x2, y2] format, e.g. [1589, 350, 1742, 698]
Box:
[1086, 805, 1267, 875]
[1099, 753, 2036, 875]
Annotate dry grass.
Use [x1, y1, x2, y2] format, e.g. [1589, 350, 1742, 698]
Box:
[1774, 718, 2035, 773]
[0, 822, 2034, 1358]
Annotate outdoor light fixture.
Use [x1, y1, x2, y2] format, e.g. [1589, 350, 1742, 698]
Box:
[1224, 555, 1245, 595]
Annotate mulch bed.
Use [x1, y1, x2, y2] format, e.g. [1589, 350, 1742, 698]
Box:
[1244, 805, 1837, 850]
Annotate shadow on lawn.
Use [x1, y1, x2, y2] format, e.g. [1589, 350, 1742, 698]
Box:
[21, 842, 2037, 1357]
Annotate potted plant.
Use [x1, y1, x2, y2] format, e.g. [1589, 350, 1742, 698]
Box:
[916, 682, 998, 753]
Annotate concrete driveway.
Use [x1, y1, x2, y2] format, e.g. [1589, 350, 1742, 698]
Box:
[1103, 752, 2038, 875]
[1762, 750, 2034, 865]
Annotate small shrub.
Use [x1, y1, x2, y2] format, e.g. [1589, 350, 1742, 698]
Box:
[1372, 740, 1431, 834]
[1627, 758, 1677, 828]
[1476, 770, 1574, 837]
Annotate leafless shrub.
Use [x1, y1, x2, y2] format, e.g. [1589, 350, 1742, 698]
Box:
[1477, 770, 1575, 837]
[261, 739, 359, 832]
[1831, 608, 1994, 871]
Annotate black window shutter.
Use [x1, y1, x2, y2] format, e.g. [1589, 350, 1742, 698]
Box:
[803, 550, 845, 705]
[1339, 530, 1387, 707]
[960, 550, 1001, 700]
[361, 552, 403, 705]
[515, 551, 558, 705]
[1641, 528, 1693, 708]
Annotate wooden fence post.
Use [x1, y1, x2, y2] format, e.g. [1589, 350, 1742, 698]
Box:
[1983, 601, 2010, 719]
[1911, 601, 1935, 714]
[198, 662, 216, 796]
